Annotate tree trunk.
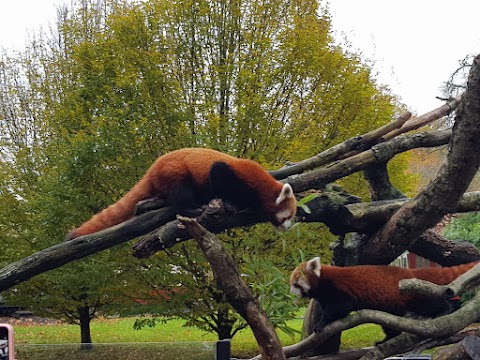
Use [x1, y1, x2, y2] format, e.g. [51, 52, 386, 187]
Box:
[217, 307, 234, 340]
[79, 306, 93, 350]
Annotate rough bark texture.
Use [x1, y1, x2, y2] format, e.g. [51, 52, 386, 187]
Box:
[269, 111, 412, 180]
[177, 216, 285, 360]
[409, 230, 480, 267]
[283, 292, 480, 360]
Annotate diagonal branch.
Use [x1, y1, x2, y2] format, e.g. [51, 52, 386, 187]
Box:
[177, 215, 285, 360]
[271, 95, 461, 181]
[287, 129, 450, 192]
[0, 207, 177, 293]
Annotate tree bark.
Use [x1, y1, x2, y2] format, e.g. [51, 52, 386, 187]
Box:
[283, 294, 480, 360]
[287, 129, 451, 193]
[433, 336, 480, 360]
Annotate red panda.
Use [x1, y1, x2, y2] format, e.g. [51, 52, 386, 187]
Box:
[290, 256, 478, 344]
[66, 148, 296, 240]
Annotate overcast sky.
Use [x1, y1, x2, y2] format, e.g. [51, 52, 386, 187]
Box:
[1, 0, 479, 115]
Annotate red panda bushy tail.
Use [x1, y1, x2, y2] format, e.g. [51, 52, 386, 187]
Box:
[413, 261, 479, 285]
[66, 176, 154, 240]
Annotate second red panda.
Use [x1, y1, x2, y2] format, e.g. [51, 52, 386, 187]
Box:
[290, 256, 478, 345]
[67, 148, 297, 240]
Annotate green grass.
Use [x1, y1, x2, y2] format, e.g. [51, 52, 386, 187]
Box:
[10, 316, 383, 359]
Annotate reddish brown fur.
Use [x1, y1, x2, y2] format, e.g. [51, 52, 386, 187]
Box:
[67, 148, 295, 239]
[290, 261, 478, 314]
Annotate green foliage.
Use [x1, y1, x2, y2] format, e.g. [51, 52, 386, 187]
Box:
[443, 213, 480, 247]
[242, 256, 300, 337]
[442, 213, 480, 304]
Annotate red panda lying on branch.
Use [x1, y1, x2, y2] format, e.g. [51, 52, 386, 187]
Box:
[290, 256, 478, 345]
[67, 148, 297, 240]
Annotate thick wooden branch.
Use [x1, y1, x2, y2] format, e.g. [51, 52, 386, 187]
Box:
[363, 162, 406, 201]
[132, 199, 261, 258]
[2, 189, 479, 291]
[270, 111, 412, 180]
[322, 191, 480, 235]
[409, 230, 480, 267]
[271, 95, 461, 181]
[177, 216, 285, 360]
[356, 55, 480, 264]
[131, 190, 480, 259]
[0, 207, 177, 292]
[382, 95, 462, 140]
[287, 129, 451, 193]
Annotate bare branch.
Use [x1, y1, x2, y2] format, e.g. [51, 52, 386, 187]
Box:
[409, 230, 480, 267]
[0, 207, 177, 293]
[382, 95, 462, 140]
[270, 111, 412, 180]
[177, 215, 285, 360]
[288, 129, 450, 193]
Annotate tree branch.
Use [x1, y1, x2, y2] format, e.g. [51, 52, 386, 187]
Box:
[270, 111, 412, 180]
[409, 230, 480, 267]
[0, 207, 177, 293]
[400, 262, 480, 300]
[287, 129, 451, 193]
[177, 215, 285, 360]
[282, 292, 480, 360]
[270, 94, 461, 183]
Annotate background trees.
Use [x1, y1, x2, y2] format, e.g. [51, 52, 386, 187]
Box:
[0, 0, 407, 345]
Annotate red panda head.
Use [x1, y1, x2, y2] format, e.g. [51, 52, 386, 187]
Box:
[272, 183, 297, 229]
[289, 257, 322, 298]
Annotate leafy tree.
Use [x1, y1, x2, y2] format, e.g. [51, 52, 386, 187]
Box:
[0, 0, 409, 343]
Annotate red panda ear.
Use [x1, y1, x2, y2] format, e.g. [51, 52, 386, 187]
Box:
[275, 183, 294, 205]
[306, 257, 322, 277]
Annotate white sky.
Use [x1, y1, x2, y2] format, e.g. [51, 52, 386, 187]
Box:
[1, 0, 479, 115]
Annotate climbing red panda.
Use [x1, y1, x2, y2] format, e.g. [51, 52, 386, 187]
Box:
[290, 256, 478, 344]
[66, 148, 297, 240]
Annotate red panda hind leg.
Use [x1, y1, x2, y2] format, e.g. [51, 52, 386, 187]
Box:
[133, 196, 166, 216]
[165, 179, 207, 217]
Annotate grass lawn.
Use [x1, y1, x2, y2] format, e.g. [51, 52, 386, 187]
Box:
[9, 316, 384, 359]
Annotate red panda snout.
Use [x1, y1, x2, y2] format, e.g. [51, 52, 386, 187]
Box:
[290, 277, 312, 298]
